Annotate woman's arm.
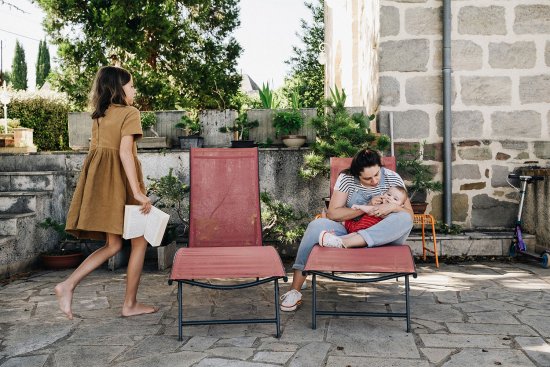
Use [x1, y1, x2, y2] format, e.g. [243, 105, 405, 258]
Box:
[120, 135, 151, 214]
[326, 190, 363, 221]
[374, 197, 414, 219]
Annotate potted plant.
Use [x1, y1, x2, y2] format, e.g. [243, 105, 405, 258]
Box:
[272, 109, 306, 148]
[397, 143, 443, 214]
[175, 112, 203, 149]
[39, 218, 84, 270]
[219, 112, 259, 148]
[139, 111, 168, 149]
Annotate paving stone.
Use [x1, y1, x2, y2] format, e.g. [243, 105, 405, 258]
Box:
[0, 355, 48, 367]
[67, 321, 162, 345]
[515, 336, 550, 366]
[466, 311, 520, 324]
[413, 303, 464, 324]
[53, 345, 127, 367]
[455, 299, 525, 314]
[279, 317, 326, 343]
[327, 318, 419, 358]
[420, 348, 454, 365]
[195, 358, 277, 367]
[3, 321, 75, 357]
[215, 336, 257, 348]
[326, 356, 429, 367]
[181, 336, 219, 351]
[517, 315, 550, 337]
[205, 347, 255, 360]
[115, 352, 206, 367]
[257, 341, 298, 352]
[419, 334, 512, 349]
[115, 336, 183, 362]
[446, 322, 536, 336]
[441, 348, 535, 367]
[0, 307, 32, 322]
[253, 351, 294, 364]
[288, 342, 331, 367]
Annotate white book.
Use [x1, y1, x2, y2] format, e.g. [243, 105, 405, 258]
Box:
[123, 205, 170, 247]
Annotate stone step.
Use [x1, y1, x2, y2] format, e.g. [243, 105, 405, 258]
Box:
[0, 171, 57, 192]
[0, 213, 35, 236]
[0, 195, 36, 215]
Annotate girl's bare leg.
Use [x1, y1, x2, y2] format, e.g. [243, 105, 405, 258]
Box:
[55, 234, 123, 320]
[290, 269, 307, 292]
[122, 236, 158, 316]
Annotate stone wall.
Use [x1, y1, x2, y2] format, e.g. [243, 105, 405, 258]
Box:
[378, 0, 550, 229]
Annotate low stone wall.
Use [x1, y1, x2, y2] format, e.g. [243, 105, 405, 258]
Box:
[522, 168, 550, 254]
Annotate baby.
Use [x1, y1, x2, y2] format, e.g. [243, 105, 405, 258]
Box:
[319, 186, 408, 248]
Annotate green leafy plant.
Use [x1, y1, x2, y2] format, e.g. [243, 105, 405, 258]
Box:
[259, 82, 279, 109]
[140, 111, 157, 130]
[272, 109, 304, 137]
[6, 119, 21, 133]
[260, 192, 307, 246]
[39, 218, 80, 255]
[435, 221, 463, 235]
[300, 86, 390, 180]
[397, 143, 443, 203]
[219, 112, 259, 141]
[147, 168, 189, 228]
[175, 112, 201, 136]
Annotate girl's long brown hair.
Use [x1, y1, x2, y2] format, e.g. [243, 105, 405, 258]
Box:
[90, 66, 132, 119]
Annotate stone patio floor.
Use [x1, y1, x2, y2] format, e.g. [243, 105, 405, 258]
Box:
[1, 260, 549, 367]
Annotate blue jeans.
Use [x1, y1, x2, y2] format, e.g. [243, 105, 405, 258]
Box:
[292, 211, 413, 271]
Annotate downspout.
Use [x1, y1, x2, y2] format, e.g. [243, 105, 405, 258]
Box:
[442, 0, 452, 226]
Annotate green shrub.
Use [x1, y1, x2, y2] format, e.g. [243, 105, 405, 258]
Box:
[9, 90, 70, 151]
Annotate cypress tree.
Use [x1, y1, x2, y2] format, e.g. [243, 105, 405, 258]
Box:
[12, 40, 28, 90]
[36, 40, 51, 88]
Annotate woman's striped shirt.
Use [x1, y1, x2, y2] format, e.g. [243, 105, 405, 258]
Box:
[334, 168, 405, 207]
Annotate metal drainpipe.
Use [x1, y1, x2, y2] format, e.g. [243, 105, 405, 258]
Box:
[442, 0, 452, 226]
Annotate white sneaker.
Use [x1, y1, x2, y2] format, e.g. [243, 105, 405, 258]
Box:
[280, 289, 302, 312]
[319, 230, 345, 248]
[301, 280, 307, 290]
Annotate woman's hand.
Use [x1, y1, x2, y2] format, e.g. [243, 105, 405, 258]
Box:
[372, 202, 398, 218]
[134, 192, 152, 214]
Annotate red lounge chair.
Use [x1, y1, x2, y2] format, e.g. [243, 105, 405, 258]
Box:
[168, 148, 287, 339]
[306, 155, 417, 332]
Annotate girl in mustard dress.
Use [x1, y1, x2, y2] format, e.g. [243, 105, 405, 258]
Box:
[55, 66, 157, 319]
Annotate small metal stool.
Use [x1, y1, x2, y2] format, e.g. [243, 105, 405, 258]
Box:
[413, 214, 439, 268]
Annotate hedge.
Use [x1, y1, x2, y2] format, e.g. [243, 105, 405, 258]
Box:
[8, 90, 70, 151]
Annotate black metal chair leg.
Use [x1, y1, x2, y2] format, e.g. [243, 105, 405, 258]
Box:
[312, 274, 317, 329]
[405, 275, 411, 332]
[178, 281, 183, 341]
[275, 279, 281, 338]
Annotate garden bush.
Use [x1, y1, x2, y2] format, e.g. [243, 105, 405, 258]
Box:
[8, 90, 70, 151]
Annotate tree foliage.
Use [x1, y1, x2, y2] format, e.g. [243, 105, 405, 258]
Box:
[36, 0, 242, 111]
[11, 40, 28, 90]
[36, 40, 51, 88]
[284, 0, 324, 108]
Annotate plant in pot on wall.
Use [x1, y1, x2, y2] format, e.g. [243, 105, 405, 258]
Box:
[39, 218, 85, 270]
[273, 90, 306, 148]
[139, 111, 168, 149]
[175, 112, 203, 149]
[219, 112, 259, 148]
[397, 143, 443, 214]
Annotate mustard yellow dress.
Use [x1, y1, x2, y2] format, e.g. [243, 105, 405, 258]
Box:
[66, 105, 145, 240]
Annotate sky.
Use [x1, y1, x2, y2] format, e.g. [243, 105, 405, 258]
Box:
[0, 0, 311, 90]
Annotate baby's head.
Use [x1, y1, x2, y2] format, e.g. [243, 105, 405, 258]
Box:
[383, 186, 408, 206]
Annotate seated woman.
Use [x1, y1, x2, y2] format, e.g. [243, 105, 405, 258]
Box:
[280, 149, 414, 312]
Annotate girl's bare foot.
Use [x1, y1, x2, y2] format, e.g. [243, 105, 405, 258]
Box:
[54, 282, 74, 320]
[122, 303, 159, 317]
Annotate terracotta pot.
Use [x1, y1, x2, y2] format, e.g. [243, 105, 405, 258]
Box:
[41, 252, 84, 270]
[281, 135, 306, 148]
[411, 202, 428, 215]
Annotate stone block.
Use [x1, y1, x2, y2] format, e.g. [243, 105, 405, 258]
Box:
[68, 112, 92, 150]
[423, 142, 455, 162]
[387, 0, 426, 3]
[11, 174, 54, 191]
[501, 140, 528, 150]
[137, 137, 169, 149]
[433, 40, 483, 71]
[406, 76, 456, 105]
[380, 6, 399, 37]
[379, 40, 429, 72]
[491, 165, 512, 188]
[200, 109, 236, 147]
[379, 76, 400, 106]
[546, 41, 550, 66]
[496, 152, 510, 160]
[405, 7, 441, 35]
[458, 147, 492, 160]
[156, 241, 177, 271]
[430, 193, 468, 222]
[458, 6, 506, 35]
[519, 75, 550, 104]
[452, 164, 481, 180]
[461, 76, 511, 106]
[515, 152, 529, 160]
[436, 110, 483, 138]
[0, 176, 9, 191]
[472, 194, 517, 228]
[489, 41, 536, 69]
[514, 5, 550, 34]
[491, 110, 541, 138]
[457, 140, 480, 147]
[378, 110, 429, 139]
[460, 182, 486, 190]
[534, 141, 550, 159]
